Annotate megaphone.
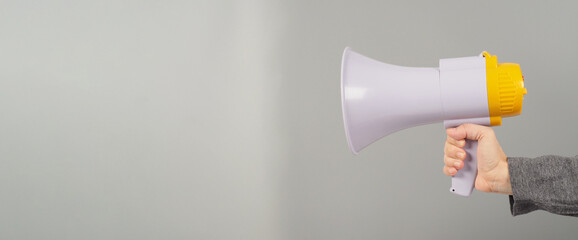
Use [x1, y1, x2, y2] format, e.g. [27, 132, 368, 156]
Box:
[341, 47, 527, 197]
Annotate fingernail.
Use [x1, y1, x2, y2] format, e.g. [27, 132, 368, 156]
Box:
[454, 161, 461, 168]
[456, 152, 465, 159]
[449, 168, 456, 175]
[457, 140, 465, 147]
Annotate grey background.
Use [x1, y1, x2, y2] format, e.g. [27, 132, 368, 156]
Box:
[1, 0, 577, 239]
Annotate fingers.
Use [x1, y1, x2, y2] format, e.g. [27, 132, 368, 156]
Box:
[447, 123, 494, 142]
[443, 165, 457, 176]
[443, 154, 465, 176]
[443, 124, 498, 178]
[446, 127, 466, 142]
[444, 142, 465, 161]
[443, 140, 466, 176]
[446, 134, 465, 148]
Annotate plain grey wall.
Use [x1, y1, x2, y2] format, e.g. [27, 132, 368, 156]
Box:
[1, 0, 577, 239]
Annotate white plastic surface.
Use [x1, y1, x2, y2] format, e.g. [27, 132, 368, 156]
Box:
[439, 56, 488, 120]
[444, 117, 490, 129]
[341, 47, 444, 154]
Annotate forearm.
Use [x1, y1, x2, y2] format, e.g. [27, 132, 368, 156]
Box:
[507, 155, 578, 217]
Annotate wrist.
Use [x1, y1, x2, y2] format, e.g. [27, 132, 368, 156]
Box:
[491, 159, 512, 195]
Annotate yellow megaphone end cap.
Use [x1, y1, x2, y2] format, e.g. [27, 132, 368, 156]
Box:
[484, 52, 527, 125]
[490, 116, 502, 126]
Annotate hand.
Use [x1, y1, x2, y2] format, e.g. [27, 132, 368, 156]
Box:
[443, 124, 512, 195]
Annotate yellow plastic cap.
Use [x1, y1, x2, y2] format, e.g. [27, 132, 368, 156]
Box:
[483, 52, 527, 126]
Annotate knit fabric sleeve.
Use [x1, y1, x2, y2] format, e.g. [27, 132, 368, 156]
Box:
[508, 155, 578, 217]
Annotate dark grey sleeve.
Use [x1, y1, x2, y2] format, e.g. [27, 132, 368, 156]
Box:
[508, 155, 578, 217]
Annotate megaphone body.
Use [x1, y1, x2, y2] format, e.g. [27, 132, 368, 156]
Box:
[341, 48, 526, 197]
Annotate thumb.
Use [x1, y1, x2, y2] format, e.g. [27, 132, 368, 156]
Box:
[447, 123, 493, 141]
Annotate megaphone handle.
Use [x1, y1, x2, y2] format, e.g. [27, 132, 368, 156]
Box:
[450, 139, 478, 197]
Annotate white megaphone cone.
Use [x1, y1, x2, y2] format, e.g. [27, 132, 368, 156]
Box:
[341, 47, 527, 197]
[341, 47, 445, 154]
